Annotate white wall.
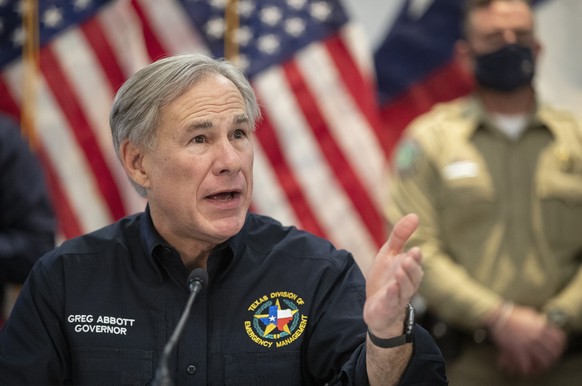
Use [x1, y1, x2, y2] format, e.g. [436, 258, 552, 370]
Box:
[342, 0, 405, 49]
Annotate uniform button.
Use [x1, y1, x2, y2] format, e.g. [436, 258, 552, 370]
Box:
[186, 364, 197, 375]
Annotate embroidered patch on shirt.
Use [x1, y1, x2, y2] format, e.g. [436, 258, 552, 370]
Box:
[442, 160, 479, 180]
[245, 291, 308, 348]
[67, 314, 136, 335]
[394, 139, 421, 175]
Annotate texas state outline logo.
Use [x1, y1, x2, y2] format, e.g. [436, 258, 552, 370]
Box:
[245, 291, 308, 348]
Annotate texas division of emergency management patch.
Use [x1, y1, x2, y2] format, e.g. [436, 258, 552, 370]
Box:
[245, 291, 308, 348]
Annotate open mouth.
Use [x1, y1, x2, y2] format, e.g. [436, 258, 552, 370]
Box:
[207, 191, 241, 201]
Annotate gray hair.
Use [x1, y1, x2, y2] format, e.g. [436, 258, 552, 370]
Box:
[109, 53, 261, 196]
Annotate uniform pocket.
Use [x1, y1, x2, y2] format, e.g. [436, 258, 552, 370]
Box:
[439, 167, 494, 219]
[71, 347, 153, 386]
[438, 171, 496, 248]
[440, 172, 494, 208]
[539, 175, 582, 248]
[224, 351, 300, 385]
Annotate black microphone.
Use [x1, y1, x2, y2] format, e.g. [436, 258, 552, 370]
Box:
[153, 268, 209, 386]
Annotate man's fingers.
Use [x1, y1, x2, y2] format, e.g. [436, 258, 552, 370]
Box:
[406, 247, 422, 264]
[384, 214, 419, 256]
[374, 252, 423, 305]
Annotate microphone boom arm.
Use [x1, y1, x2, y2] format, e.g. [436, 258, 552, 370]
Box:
[153, 269, 208, 386]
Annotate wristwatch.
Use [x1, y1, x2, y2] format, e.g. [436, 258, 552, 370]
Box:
[368, 304, 415, 348]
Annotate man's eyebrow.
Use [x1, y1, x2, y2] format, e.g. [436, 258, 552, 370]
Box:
[187, 120, 213, 131]
[185, 115, 249, 132]
[233, 114, 249, 124]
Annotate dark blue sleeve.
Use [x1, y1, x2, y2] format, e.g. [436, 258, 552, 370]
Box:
[336, 324, 448, 386]
[0, 115, 56, 283]
[307, 250, 447, 385]
[398, 325, 448, 385]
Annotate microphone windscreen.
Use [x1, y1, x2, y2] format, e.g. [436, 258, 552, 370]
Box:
[187, 268, 209, 292]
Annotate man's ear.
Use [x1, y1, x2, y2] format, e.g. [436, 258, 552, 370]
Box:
[120, 140, 150, 189]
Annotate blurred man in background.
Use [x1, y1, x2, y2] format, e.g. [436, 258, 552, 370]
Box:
[0, 114, 55, 325]
[385, 0, 582, 384]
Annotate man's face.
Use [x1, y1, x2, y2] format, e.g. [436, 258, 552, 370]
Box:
[466, 1, 536, 55]
[140, 73, 254, 246]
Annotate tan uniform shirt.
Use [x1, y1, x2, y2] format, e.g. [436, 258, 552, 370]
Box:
[386, 96, 582, 332]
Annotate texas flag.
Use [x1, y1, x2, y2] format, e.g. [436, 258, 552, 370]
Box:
[259, 302, 296, 336]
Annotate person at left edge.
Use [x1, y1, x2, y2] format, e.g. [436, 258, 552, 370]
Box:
[0, 54, 447, 385]
[0, 114, 56, 326]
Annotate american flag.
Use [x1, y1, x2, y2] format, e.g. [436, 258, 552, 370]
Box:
[0, 0, 386, 271]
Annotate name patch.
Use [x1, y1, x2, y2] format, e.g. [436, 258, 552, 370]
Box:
[67, 314, 135, 335]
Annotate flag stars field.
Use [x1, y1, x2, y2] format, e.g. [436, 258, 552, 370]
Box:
[43, 6, 64, 29]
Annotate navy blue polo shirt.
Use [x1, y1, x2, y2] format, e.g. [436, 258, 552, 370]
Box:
[0, 210, 447, 385]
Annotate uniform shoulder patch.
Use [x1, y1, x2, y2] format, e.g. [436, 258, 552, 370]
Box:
[394, 139, 421, 175]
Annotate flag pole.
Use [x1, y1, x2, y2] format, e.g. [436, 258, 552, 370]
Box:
[22, 0, 40, 150]
[224, 0, 239, 65]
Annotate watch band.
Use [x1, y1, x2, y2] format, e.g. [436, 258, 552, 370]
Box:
[367, 304, 415, 348]
[368, 328, 410, 348]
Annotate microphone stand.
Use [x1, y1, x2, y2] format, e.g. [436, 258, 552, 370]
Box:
[152, 268, 208, 386]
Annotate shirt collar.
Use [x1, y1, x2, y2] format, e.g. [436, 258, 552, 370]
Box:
[139, 205, 188, 288]
[139, 205, 166, 259]
[206, 212, 251, 283]
[139, 205, 251, 286]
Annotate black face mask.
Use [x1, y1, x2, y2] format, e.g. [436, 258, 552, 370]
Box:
[474, 44, 535, 92]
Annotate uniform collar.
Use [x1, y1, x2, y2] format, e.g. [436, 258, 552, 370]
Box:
[463, 95, 551, 138]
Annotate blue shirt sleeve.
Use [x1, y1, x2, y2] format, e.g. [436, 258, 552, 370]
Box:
[309, 249, 447, 385]
[336, 324, 448, 385]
